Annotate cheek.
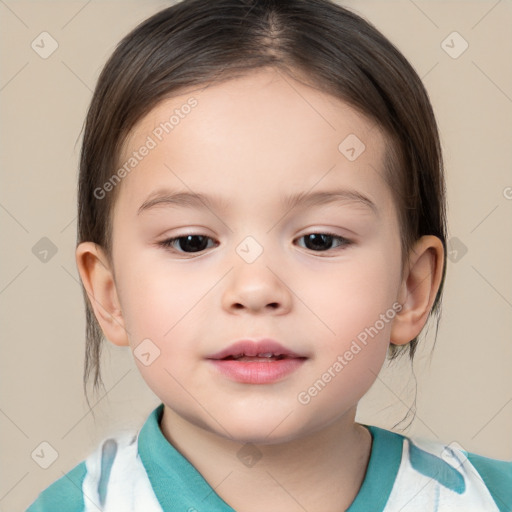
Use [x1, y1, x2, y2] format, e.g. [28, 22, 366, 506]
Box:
[116, 251, 224, 357]
[303, 248, 401, 342]
[115, 255, 206, 398]
[115, 253, 190, 343]
[295, 243, 401, 406]
[295, 257, 397, 419]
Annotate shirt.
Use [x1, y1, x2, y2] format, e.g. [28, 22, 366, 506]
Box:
[27, 403, 512, 511]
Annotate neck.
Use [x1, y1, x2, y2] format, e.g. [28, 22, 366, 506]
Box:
[160, 406, 372, 512]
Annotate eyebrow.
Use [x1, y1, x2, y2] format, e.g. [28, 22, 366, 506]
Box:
[137, 188, 378, 216]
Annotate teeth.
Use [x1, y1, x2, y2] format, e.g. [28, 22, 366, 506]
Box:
[224, 352, 286, 360]
[226, 353, 280, 360]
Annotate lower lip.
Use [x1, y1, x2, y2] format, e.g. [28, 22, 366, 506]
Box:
[208, 358, 306, 384]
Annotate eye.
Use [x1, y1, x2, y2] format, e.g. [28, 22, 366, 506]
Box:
[158, 232, 352, 256]
[158, 234, 217, 254]
[295, 232, 352, 253]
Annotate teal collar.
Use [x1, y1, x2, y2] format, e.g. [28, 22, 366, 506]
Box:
[138, 404, 403, 511]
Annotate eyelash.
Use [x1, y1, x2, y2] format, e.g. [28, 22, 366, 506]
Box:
[157, 232, 353, 256]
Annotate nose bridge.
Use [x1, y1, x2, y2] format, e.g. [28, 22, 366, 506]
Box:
[221, 233, 291, 314]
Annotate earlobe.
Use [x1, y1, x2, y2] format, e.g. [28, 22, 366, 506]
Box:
[75, 242, 130, 347]
[390, 235, 445, 346]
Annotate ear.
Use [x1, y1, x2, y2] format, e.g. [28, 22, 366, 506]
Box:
[391, 235, 445, 346]
[75, 242, 130, 347]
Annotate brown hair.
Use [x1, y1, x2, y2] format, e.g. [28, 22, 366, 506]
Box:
[78, 0, 447, 406]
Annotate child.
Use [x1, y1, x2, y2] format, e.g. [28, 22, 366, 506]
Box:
[27, 0, 511, 510]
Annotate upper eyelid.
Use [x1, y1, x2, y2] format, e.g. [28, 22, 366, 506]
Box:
[161, 231, 351, 242]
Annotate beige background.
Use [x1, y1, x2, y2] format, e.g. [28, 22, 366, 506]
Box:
[1, 1, 511, 510]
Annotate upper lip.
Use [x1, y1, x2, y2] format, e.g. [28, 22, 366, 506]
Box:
[207, 339, 307, 360]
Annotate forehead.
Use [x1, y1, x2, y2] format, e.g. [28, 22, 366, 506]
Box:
[115, 68, 392, 218]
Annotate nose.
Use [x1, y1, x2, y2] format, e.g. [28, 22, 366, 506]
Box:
[221, 260, 292, 315]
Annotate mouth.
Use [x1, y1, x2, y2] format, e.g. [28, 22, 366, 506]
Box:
[219, 353, 301, 362]
[207, 338, 307, 361]
[207, 339, 308, 384]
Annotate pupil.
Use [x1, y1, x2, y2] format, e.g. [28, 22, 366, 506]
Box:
[180, 235, 208, 252]
[306, 233, 332, 251]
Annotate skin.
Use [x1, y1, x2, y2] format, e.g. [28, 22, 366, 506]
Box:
[76, 68, 444, 512]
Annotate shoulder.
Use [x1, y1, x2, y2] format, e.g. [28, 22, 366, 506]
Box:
[466, 451, 512, 511]
[386, 428, 512, 511]
[26, 460, 88, 512]
[26, 432, 140, 512]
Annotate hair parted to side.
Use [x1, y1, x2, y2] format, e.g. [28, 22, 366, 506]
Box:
[78, 0, 447, 404]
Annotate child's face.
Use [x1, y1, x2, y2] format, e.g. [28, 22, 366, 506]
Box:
[109, 68, 404, 443]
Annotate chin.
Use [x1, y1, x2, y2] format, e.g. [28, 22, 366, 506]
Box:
[207, 410, 317, 446]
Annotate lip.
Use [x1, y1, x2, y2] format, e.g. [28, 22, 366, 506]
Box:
[206, 338, 307, 384]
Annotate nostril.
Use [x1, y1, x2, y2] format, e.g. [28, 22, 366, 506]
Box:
[230, 302, 280, 311]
